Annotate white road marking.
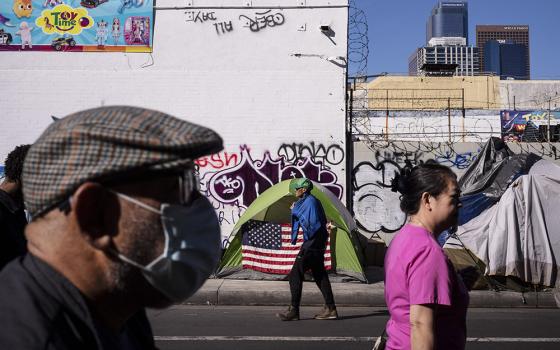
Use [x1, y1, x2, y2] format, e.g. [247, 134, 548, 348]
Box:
[154, 336, 560, 342]
[467, 338, 560, 342]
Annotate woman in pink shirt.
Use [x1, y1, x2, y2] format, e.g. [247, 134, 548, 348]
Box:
[383, 162, 478, 350]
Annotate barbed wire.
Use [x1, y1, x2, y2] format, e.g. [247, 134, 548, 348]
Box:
[350, 90, 560, 109]
[348, 0, 368, 77]
[352, 113, 501, 142]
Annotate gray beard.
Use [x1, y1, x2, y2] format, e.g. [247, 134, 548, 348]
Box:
[107, 208, 164, 300]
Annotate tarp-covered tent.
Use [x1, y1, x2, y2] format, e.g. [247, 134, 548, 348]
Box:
[457, 137, 540, 225]
[445, 159, 560, 288]
[217, 179, 366, 282]
[438, 137, 541, 245]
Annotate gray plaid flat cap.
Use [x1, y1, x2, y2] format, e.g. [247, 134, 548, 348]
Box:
[23, 106, 223, 217]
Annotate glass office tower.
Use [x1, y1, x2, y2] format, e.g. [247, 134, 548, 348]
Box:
[476, 25, 530, 79]
[426, 1, 468, 44]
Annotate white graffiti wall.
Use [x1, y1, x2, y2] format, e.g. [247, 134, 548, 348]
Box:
[197, 142, 346, 245]
[360, 110, 501, 142]
[0, 0, 349, 243]
[352, 141, 560, 244]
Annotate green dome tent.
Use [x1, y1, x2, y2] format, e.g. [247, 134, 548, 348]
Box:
[216, 179, 366, 282]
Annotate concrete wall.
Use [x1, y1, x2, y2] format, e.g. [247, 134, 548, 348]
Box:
[0, 0, 349, 242]
[500, 80, 560, 110]
[359, 76, 560, 112]
[364, 76, 501, 110]
[352, 140, 560, 244]
[355, 109, 501, 142]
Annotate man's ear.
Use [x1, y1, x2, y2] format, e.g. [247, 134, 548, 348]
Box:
[70, 182, 120, 252]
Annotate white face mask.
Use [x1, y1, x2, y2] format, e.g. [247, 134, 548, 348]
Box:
[112, 191, 221, 302]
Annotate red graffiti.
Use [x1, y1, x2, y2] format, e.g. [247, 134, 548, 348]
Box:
[195, 152, 239, 169]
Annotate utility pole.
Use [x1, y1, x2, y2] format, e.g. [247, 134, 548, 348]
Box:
[385, 89, 389, 141]
[462, 89, 465, 142]
[548, 98, 552, 145]
[346, 87, 354, 213]
[448, 97, 452, 142]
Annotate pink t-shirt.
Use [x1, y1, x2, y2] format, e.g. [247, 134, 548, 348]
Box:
[384, 224, 469, 350]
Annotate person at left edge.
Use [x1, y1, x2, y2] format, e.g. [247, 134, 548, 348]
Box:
[0, 106, 223, 349]
[0, 144, 31, 270]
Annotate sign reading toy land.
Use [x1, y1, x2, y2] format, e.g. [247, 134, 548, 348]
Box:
[0, 0, 153, 52]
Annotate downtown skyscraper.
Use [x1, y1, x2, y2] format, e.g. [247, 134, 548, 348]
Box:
[410, 1, 479, 77]
[476, 25, 530, 79]
[426, 1, 469, 45]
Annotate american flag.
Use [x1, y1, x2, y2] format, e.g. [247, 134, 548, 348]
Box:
[241, 220, 331, 275]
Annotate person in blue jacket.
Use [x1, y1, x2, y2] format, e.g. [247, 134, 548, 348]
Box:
[277, 178, 337, 321]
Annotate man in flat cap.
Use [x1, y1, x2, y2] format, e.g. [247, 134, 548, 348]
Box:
[277, 178, 337, 321]
[0, 106, 223, 349]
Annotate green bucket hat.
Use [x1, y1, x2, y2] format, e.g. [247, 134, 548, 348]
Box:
[289, 177, 313, 195]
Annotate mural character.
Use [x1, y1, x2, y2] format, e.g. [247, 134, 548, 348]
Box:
[95, 19, 108, 47]
[42, 0, 62, 8]
[132, 19, 142, 43]
[15, 21, 33, 49]
[111, 17, 120, 45]
[0, 28, 13, 45]
[13, 0, 33, 18]
[137, 18, 146, 43]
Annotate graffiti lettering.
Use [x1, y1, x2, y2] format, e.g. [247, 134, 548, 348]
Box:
[214, 175, 242, 194]
[434, 151, 476, 170]
[195, 151, 239, 169]
[239, 10, 284, 33]
[207, 145, 342, 208]
[352, 160, 406, 235]
[277, 142, 345, 166]
[374, 150, 421, 166]
[352, 140, 560, 241]
[185, 11, 217, 23]
[214, 21, 233, 35]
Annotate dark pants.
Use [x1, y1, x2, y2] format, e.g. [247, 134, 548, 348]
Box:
[289, 249, 335, 308]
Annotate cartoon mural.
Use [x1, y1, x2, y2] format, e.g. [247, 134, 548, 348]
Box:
[0, 0, 153, 52]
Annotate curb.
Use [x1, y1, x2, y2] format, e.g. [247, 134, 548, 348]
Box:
[183, 279, 559, 308]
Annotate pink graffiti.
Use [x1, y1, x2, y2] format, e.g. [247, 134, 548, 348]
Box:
[195, 151, 239, 169]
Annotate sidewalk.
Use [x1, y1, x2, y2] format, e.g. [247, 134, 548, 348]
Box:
[186, 278, 560, 308]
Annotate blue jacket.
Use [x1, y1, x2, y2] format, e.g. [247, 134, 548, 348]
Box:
[290, 193, 327, 245]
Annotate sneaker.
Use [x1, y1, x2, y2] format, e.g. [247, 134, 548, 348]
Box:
[314, 305, 338, 320]
[276, 306, 300, 321]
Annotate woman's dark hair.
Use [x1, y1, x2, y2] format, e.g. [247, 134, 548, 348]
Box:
[4, 144, 31, 183]
[390, 160, 456, 215]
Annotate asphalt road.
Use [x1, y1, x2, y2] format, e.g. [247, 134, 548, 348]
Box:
[148, 305, 560, 350]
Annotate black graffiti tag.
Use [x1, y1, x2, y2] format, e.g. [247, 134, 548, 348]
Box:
[277, 142, 345, 166]
[351, 160, 407, 234]
[185, 11, 217, 23]
[239, 10, 285, 33]
[214, 21, 233, 35]
[207, 146, 342, 207]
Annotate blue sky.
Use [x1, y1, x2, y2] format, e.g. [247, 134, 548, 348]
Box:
[350, 0, 558, 79]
